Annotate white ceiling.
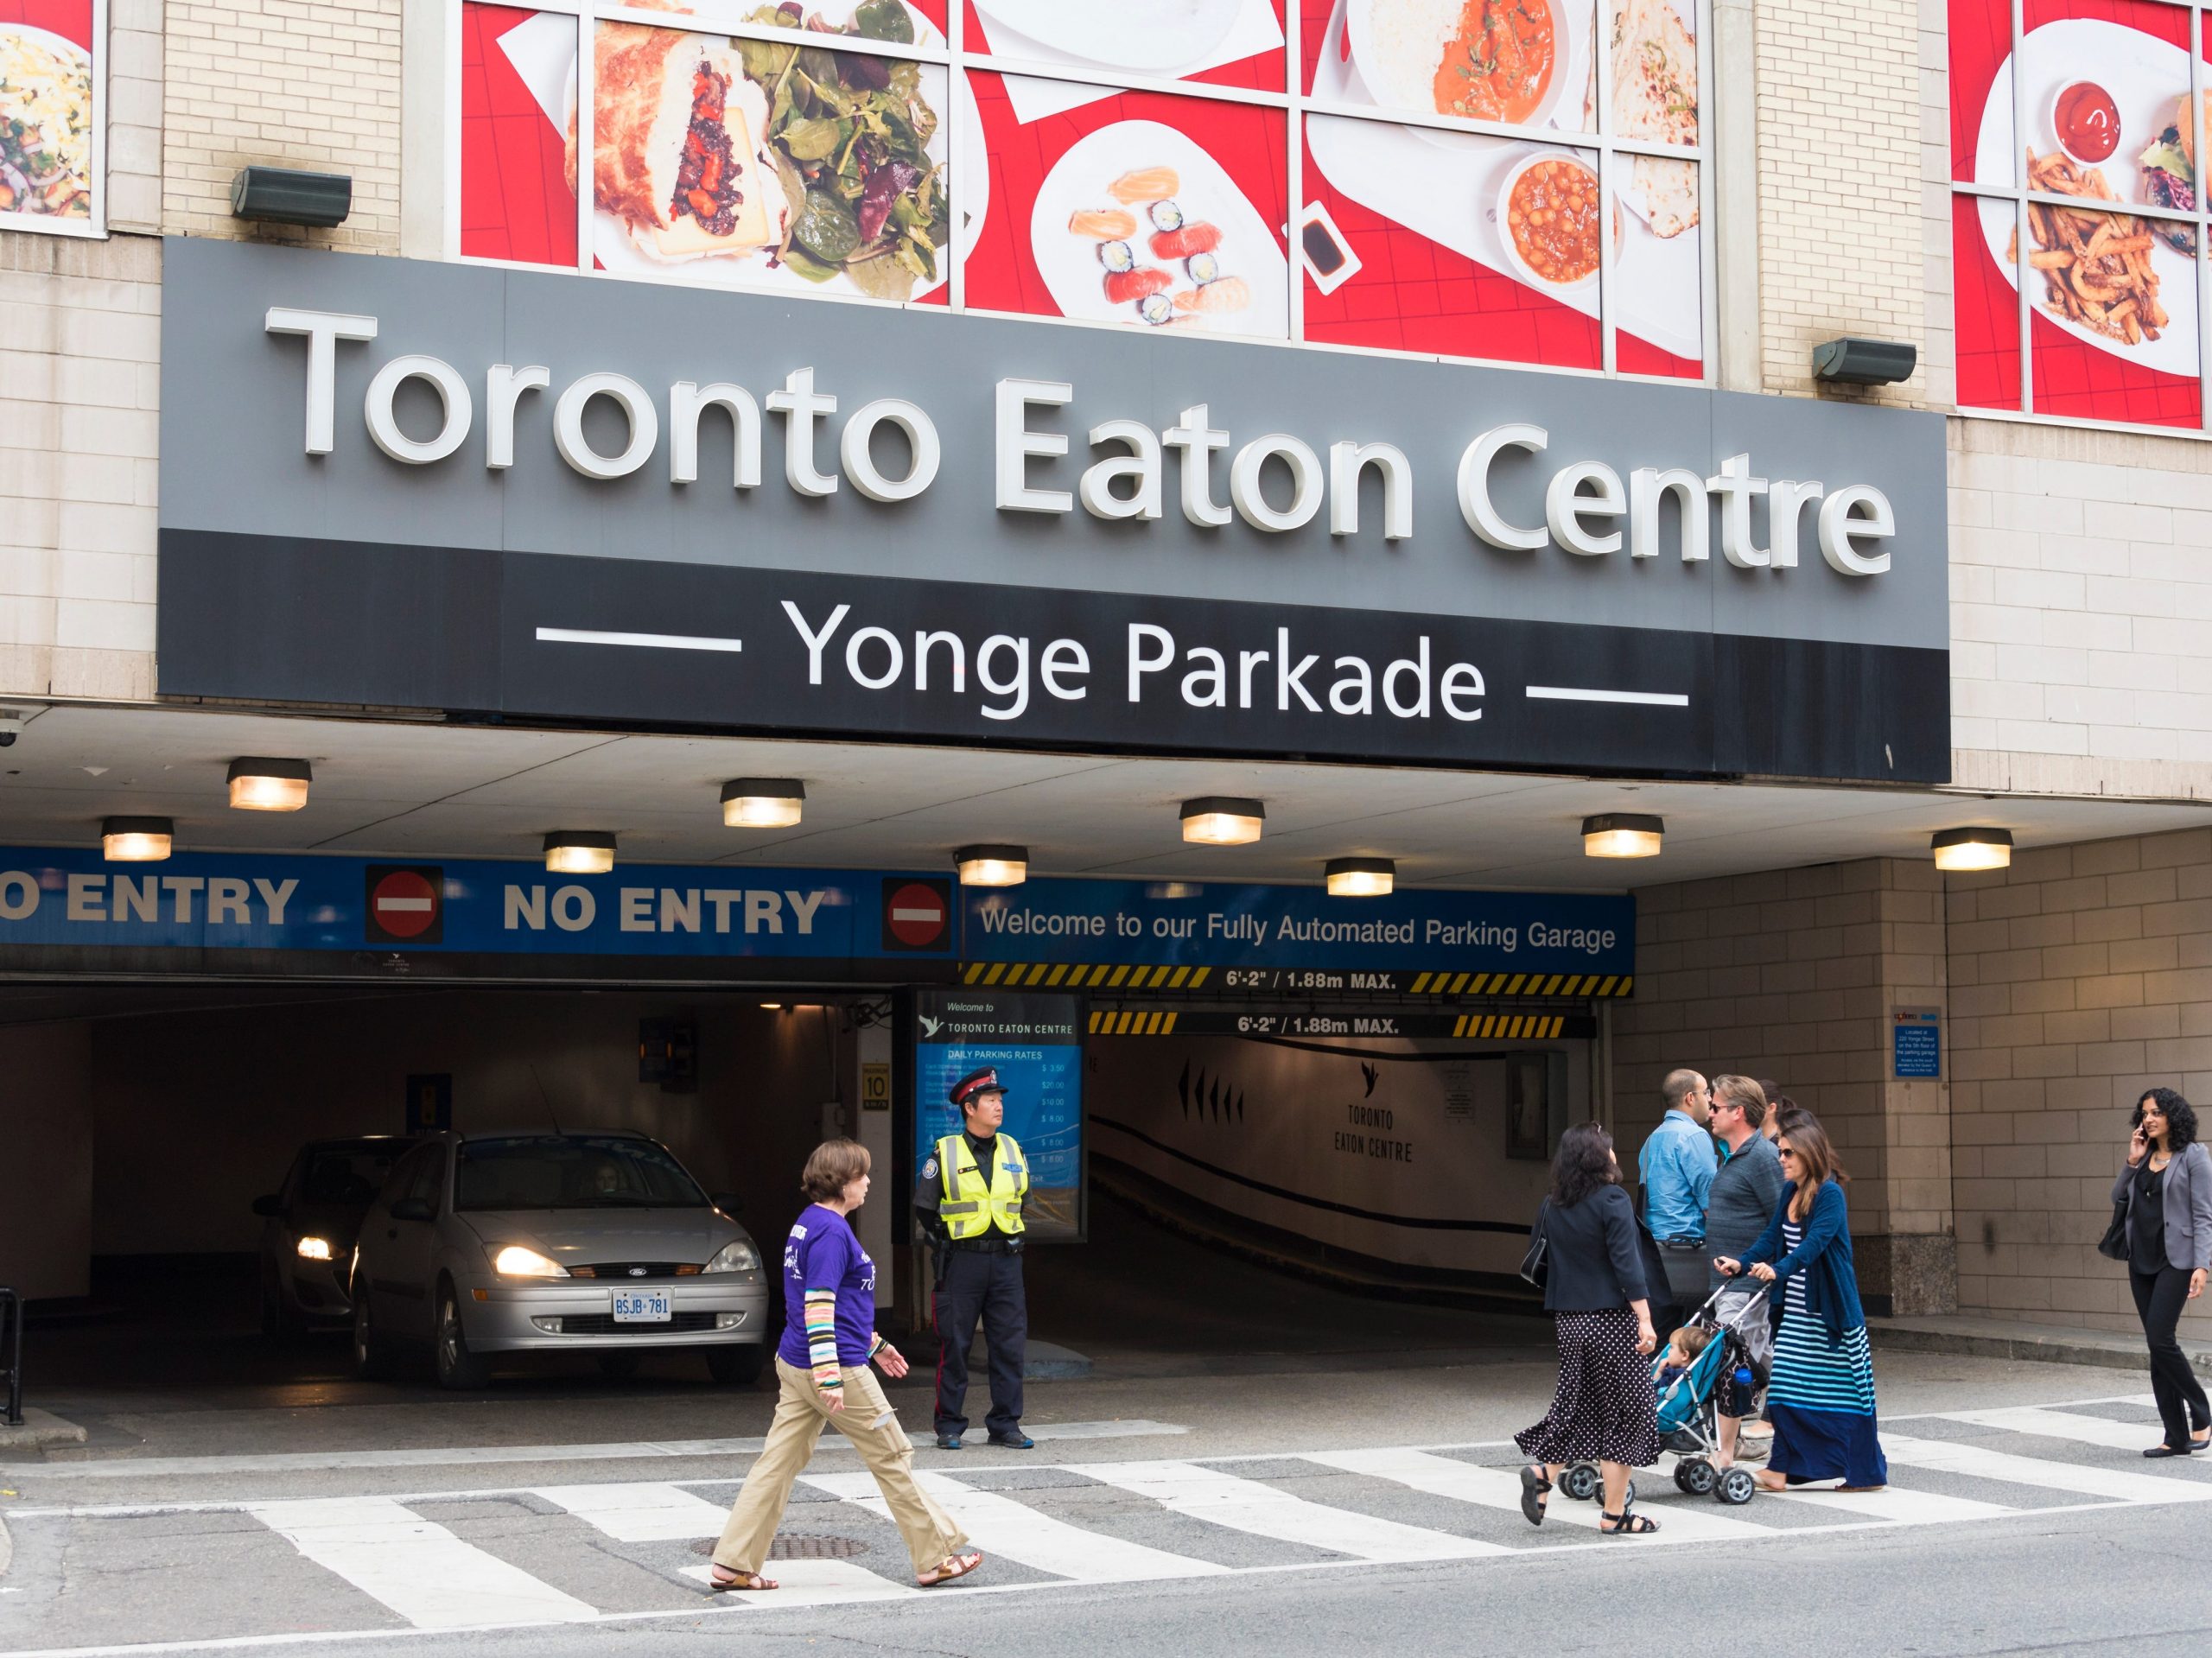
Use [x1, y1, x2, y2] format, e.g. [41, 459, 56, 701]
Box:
[2, 702, 2206, 893]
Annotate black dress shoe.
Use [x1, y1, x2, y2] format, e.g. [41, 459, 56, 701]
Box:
[935, 1434, 963, 1450]
[2142, 1444, 2190, 1458]
[987, 1432, 1036, 1450]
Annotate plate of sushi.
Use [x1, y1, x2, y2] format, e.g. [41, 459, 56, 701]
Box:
[1028, 120, 1290, 337]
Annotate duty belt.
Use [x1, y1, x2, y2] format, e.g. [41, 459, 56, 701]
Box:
[944, 1235, 1021, 1254]
[1661, 1236, 1707, 1249]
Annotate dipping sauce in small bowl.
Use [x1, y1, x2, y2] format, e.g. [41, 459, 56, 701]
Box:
[2053, 80, 2120, 163]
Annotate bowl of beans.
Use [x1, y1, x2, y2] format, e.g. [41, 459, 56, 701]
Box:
[1495, 150, 1610, 291]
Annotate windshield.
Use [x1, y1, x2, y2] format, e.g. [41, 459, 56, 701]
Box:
[302, 1145, 407, 1208]
[454, 1135, 707, 1211]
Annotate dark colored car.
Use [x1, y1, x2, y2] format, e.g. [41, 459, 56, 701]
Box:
[254, 1136, 416, 1336]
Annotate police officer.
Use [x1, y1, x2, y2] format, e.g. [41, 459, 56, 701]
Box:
[915, 1066, 1032, 1451]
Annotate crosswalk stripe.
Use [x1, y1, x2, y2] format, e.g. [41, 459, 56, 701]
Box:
[1758, 1484, 2012, 1524]
[802, 1469, 1229, 1582]
[532, 1483, 728, 1541]
[245, 1496, 600, 1629]
[1077, 1458, 1500, 1561]
[1882, 1434, 2212, 1505]
[680, 1559, 924, 1603]
[1302, 1449, 1770, 1541]
[1936, 1407, 2187, 1456]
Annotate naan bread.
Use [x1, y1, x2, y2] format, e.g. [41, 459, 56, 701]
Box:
[1611, 0, 1699, 237]
[565, 22, 787, 264]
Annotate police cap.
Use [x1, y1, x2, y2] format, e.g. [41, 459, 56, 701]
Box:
[950, 1066, 1007, 1109]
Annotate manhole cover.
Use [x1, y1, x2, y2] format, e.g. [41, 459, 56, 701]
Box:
[691, 1535, 868, 1560]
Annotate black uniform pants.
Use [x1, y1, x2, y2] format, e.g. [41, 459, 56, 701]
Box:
[933, 1247, 1026, 1439]
[2130, 1265, 2211, 1452]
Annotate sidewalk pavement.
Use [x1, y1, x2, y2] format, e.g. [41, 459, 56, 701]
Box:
[0, 1407, 88, 1451]
[1870, 1312, 2212, 1376]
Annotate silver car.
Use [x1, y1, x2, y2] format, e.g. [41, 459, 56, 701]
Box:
[348, 1128, 772, 1388]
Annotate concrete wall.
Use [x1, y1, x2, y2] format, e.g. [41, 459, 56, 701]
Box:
[1947, 827, 2212, 1339]
[1612, 857, 1955, 1316]
[0, 1020, 95, 1299]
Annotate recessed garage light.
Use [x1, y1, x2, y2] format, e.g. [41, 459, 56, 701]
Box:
[227, 757, 313, 811]
[102, 816, 174, 862]
[956, 844, 1028, 886]
[1180, 797, 1266, 846]
[1325, 856, 1394, 897]
[721, 778, 805, 829]
[1932, 826, 2012, 872]
[1583, 813, 1665, 858]
[543, 831, 616, 874]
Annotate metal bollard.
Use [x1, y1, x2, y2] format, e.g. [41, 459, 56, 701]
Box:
[0, 1286, 22, 1427]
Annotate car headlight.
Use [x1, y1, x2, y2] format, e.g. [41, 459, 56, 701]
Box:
[296, 1236, 334, 1261]
[703, 1239, 760, 1274]
[491, 1244, 570, 1278]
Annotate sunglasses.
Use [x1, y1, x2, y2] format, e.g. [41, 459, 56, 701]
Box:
[1778, 1148, 1800, 1159]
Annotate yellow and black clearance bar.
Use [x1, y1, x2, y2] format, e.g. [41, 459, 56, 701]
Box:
[1085, 1008, 1580, 1039]
[959, 962, 1632, 997]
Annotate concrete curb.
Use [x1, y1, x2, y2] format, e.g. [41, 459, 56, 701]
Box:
[0, 1407, 89, 1451]
[1869, 1316, 2212, 1377]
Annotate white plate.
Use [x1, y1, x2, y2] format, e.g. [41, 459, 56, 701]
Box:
[1493, 149, 1605, 291]
[525, 3, 983, 299]
[1344, 0, 1586, 141]
[975, 0, 1246, 74]
[612, 1289, 672, 1323]
[1973, 18, 2199, 378]
[1030, 118, 1290, 339]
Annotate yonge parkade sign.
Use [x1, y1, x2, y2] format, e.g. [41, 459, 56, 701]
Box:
[156, 240, 1951, 784]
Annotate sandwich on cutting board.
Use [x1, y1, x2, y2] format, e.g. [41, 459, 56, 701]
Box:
[568, 14, 791, 264]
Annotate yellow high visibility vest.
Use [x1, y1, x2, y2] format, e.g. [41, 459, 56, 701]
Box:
[935, 1132, 1027, 1240]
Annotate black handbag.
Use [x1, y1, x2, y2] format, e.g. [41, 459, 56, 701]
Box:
[1520, 1200, 1550, 1288]
[2095, 1192, 2131, 1261]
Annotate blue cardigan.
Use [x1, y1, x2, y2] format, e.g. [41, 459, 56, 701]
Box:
[1732, 1180, 1866, 1346]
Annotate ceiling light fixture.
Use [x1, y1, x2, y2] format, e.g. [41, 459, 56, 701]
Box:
[956, 844, 1028, 886]
[1582, 813, 1665, 858]
[721, 778, 805, 829]
[227, 757, 313, 811]
[102, 816, 174, 862]
[1179, 796, 1266, 846]
[543, 831, 616, 874]
[1325, 856, 1395, 898]
[1931, 826, 2013, 872]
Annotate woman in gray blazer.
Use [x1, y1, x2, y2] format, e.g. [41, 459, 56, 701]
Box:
[2113, 1089, 2212, 1458]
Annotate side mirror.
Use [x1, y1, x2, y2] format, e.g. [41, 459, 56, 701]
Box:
[252, 1194, 283, 1218]
[390, 1197, 434, 1223]
[710, 1191, 745, 1217]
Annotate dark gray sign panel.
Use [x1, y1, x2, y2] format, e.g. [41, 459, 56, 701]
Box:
[156, 238, 1950, 783]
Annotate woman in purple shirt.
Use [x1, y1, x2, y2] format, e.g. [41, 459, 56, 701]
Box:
[708, 1140, 982, 1591]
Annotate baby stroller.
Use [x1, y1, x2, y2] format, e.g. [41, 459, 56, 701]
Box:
[1656, 1280, 1771, 1505]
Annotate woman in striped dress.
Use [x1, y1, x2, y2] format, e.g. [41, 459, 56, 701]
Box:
[1713, 1117, 1886, 1491]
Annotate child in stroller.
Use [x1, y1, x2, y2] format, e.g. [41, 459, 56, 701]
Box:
[1555, 1281, 1770, 1508]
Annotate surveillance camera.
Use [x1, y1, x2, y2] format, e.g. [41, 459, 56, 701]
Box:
[0, 711, 22, 747]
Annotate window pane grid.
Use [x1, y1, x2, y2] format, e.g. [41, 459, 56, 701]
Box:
[454, 1, 1713, 380]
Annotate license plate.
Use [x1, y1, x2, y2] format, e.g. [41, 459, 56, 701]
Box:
[612, 1289, 671, 1323]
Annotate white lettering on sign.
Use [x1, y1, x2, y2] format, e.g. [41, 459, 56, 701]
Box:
[3, 872, 301, 927]
[502, 884, 831, 937]
[260, 310, 1906, 575]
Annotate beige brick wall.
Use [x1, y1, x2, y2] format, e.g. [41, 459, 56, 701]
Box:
[0, 232, 161, 702]
[163, 0, 404, 251]
[1948, 827, 2212, 1338]
[1612, 857, 1955, 1313]
[1753, 0, 1927, 404]
[109, 0, 167, 233]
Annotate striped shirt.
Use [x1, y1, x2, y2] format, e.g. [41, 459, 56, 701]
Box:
[1769, 1218, 1878, 1416]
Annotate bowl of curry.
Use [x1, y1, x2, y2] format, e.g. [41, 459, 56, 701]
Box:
[1350, 0, 1567, 135]
[1495, 149, 1612, 291]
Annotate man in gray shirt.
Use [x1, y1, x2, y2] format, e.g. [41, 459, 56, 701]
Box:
[1705, 1075, 1786, 1466]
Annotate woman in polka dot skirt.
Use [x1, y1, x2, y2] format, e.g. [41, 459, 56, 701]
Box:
[1516, 1122, 1662, 1535]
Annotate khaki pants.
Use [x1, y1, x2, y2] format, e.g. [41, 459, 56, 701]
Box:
[712, 1357, 969, 1579]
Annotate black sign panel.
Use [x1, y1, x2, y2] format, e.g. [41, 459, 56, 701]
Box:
[158, 532, 1948, 783]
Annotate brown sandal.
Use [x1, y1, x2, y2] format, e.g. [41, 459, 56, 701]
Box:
[917, 1549, 983, 1587]
[707, 1567, 779, 1592]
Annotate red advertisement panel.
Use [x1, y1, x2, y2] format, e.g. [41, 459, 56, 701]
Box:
[1953, 192, 2024, 411]
[461, 3, 578, 267]
[966, 71, 1290, 338]
[1949, 0, 2011, 185]
[2029, 201, 2200, 427]
[0, 0, 99, 229]
[652, 1, 948, 35]
[967, 0, 1288, 96]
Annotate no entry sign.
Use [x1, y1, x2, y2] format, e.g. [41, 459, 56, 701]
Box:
[365, 865, 444, 943]
[882, 878, 950, 951]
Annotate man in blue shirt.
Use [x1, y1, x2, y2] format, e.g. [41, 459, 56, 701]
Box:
[1639, 1068, 1718, 1314]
